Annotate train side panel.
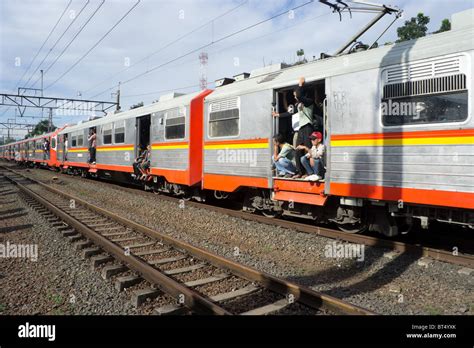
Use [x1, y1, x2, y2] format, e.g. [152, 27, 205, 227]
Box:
[203, 89, 273, 192]
[327, 51, 474, 210]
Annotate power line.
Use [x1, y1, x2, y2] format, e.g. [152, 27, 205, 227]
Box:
[82, 0, 248, 95]
[45, 0, 141, 91]
[90, 0, 315, 99]
[29, 0, 92, 88]
[23, 0, 85, 88]
[14, 0, 72, 90]
[120, 10, 331, 100]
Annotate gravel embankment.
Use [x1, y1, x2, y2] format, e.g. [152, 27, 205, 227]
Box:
[0, 176, 142, 315]
[10, 168, 474, 315]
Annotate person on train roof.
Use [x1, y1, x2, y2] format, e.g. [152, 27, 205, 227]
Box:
[297, 131, 325, 182]
[272, 133, 296, 178]
[272, 77, 314, 179]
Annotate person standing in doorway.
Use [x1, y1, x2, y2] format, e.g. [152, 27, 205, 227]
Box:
[273, 77, 314, 178]
[88, 129, 96, 164]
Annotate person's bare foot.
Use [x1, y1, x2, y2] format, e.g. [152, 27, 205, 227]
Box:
[301, 174, 308, 179]
[292, 174, 302, 179]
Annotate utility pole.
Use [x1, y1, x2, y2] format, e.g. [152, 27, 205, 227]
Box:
[48, 108, 53, 132]
[199, 52, 208, 91]
[116, 82, 121, 112]
[41, 69, 44, 120]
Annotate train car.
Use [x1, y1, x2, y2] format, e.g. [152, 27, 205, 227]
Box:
[3, 8, 472, 238]
[202, 8, 474, 235]
[25, 128, 64, 168]
[57, 90, 211, 193]
[0, 127, 66, 168]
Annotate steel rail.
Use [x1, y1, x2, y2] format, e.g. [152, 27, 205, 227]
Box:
[1, 166, 375, 315]
[4, 174, 231, 315]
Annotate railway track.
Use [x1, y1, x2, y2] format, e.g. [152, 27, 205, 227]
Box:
[1, 166, 374, 315]
[111, 181, 474, 269]
[10, 165, 471, 268]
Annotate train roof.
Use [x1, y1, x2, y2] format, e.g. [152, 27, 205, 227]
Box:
[2, 131, 54, 147]
[207, 9, 474, 101]
[58, 90, 204, 134]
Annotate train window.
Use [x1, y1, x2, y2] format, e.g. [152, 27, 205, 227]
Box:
[164, 107, 186, 140]
[114, 120, 125, 143]
[209, 97, 240, 138]
[51, 137, 56, 149]
[382, 74, 468, 126]
[77, 134, 84, 147]
[71, 136, 77, 147]
[103, 123, 112, 144]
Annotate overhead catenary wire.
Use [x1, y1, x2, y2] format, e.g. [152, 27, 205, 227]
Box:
[24, 0, 90, 88]
[44, 0, 141, 91]
[82, 0, 249, 96]
[29, 0, 93, 88]
[14, 0, 72, 90]
[89, 0, 315, 99]
[120, 10, 332, 100]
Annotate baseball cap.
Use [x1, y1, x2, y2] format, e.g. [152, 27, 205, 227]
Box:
[309, 131, 323, 141]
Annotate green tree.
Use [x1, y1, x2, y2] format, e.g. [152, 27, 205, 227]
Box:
[396, 13, 430, 42]
[130, 102, 144, 110]
[25, 120, 56, 138]
[436, 19, 451, 33]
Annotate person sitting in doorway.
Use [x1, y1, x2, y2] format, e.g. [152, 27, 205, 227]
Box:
[132, 146, 146, 180]
[139, 144, 151, 180]
[272, 133, 296, 178]
[297, 131, 325, 181]
[273, 77, 314, 178]
[88, 129, 97, 164]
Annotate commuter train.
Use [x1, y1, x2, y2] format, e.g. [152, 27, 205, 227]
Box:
[2, 9, 473, 236]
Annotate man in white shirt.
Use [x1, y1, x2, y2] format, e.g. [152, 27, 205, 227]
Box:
[297, 131, 325, 181]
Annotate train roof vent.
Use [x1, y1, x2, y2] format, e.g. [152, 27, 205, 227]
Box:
[250, 63, 289, 78]
[385, 56, 461, 84]
[215, 77, 235, 87]
[257, 71, 283, 84]
[159, 92, 185, 102]
[233, 72, 250, 81]
[209, 97, 239, 113]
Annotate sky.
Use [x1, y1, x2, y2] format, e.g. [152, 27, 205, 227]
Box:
[0, 0, 473, 138]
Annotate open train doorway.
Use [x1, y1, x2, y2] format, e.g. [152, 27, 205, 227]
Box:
[273, 79, 326, 147]
[136, 115, 151, 156]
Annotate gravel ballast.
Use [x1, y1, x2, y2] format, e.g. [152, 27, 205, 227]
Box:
[5, 168, 474, 315]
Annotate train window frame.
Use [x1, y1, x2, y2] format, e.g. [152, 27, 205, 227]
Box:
[380, 59, 471, 129]
[71, 135, 77, 147]
[164, 106, 186, 140]
[77, 133, 84, 147]
[103, 123, 113, 145]
[208, 97, 241, 139]
[51, 137, 56, 149]
[114, 120, 126, 144]
[381, 90, 469, 127]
